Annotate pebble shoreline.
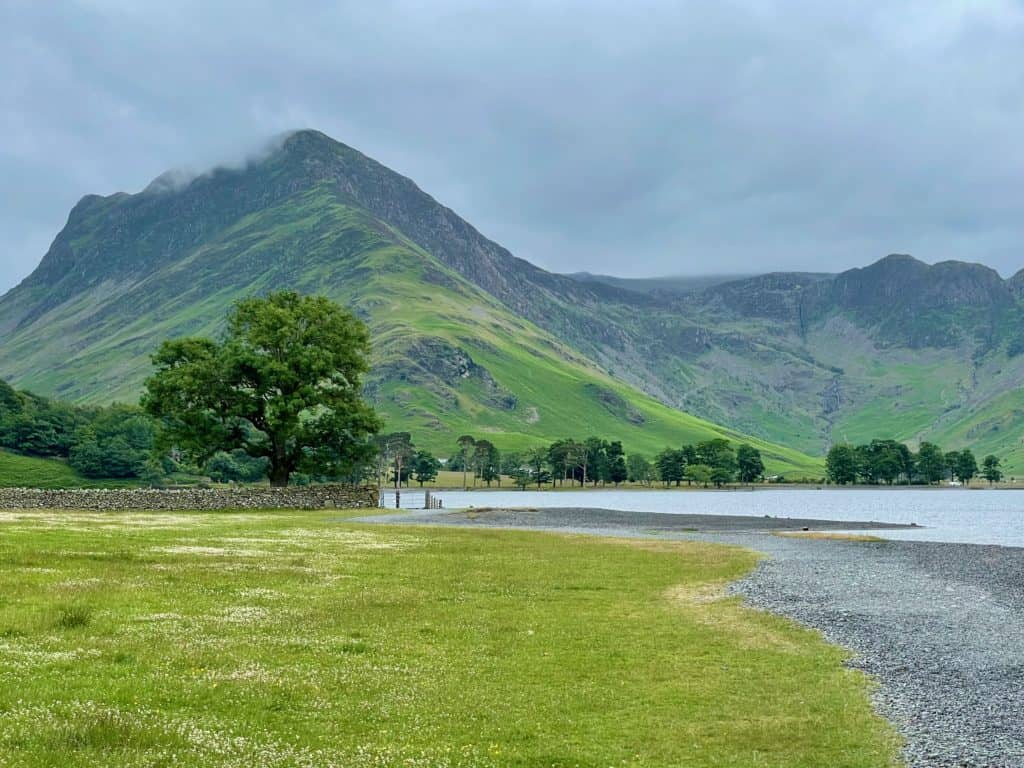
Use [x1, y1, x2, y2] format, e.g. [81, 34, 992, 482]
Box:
[362, 507, 1024, 768]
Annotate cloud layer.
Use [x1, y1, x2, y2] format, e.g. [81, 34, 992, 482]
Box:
[3, 0, 1024, 293]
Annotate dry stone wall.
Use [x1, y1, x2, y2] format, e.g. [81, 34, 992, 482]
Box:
[0, 485, 378, 511]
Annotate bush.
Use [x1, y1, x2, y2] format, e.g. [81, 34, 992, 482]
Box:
[204, 449, 269, 483]
[68, 405, 153, 478]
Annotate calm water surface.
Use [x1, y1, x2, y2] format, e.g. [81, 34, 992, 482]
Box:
[403, 488, 1024, 548]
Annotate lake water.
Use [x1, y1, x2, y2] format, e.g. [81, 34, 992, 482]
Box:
[389, 488, 1024, 548]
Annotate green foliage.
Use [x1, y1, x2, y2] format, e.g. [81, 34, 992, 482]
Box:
[686, 463, 713, 487]
[203, 449, 269, 483]
[455, 435, 476, 488]
[916, 442, 946, 484]
[606, 441, 628, 485]
[696, 439, 737, 486]
[412, 449, 441, 486]
[953, 449, 978, 485]
[143, 292, 381, 486]
[827, 437, 985, 485]
[0, 379, 153, 481]
[982, 454, 1003, 484]
[626, 453, 652, 485]
[472, 439, 501, 486]
[736, 444, 765, 483]
[655, 448, 685, 487]
[68, 405, 153, 478]
[525, 446, 551, 488]
[825, 444, 858, 485]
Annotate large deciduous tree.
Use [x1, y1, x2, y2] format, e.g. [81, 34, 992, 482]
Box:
[142, 291, 381, 487]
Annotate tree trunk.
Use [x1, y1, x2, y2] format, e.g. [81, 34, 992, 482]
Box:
[269, 464, 290, 487]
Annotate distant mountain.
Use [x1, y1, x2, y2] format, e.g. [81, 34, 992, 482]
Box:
[564, 272, 757, 297]
[0, 130, 819, 474]
[4, 129, 1024, 473]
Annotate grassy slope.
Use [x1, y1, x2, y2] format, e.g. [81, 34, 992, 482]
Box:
[0, 509, 899, 766]
[0, 186, 822, 476]
[0, 450, 130, 489]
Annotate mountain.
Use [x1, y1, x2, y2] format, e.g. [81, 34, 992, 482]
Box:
[0, 130, 820, 475]
[3, 128, 1023, 475]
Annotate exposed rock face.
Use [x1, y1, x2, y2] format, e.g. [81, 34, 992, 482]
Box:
[584, 384, 645, 424]
[702, 273, 832, 324]
[818, 254, 1013, 312]
[387, 338, 518, 411]
[821, 376, 843, 415]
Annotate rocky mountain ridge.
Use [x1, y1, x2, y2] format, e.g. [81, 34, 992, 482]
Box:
[3, 129, 1023, 470]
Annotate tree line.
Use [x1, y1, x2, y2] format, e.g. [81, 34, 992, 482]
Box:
[826, 440, 1003, 486]
[372, 433, 768, 490]
[0, 380, 155, 479]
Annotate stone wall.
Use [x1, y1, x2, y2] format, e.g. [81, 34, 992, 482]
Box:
[0, 485, 379, 511]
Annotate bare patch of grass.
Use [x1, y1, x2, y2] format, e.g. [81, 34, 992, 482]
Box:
[775, 531, 885, 542]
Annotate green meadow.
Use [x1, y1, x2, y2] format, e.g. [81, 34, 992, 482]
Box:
[0, 509, 898, 767]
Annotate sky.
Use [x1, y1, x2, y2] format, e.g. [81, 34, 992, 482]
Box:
[3, 0, 1024, 294]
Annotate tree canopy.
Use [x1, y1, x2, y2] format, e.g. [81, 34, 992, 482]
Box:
[143, 291, 381, 486]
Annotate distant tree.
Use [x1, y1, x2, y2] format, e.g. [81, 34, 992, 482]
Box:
[736, 444, 765, 483]
[413, 450, 441, 486]
[511, 466, 532, 490]
[944, 451, 962, 482]
[861, 439, 906, 485]
[526, 446, 550, 488]
[456, 435, 476, 488]
[826, 444, 858, 485]
[567, 440, 591, 486]
[955, 449, 978, 486]
[381, 432, 415, 488]
[606, 441, 628, 486]
[500, 451, 523, 476]
[547, 439, 574, 486]
[655, 448, 684, 486]
[473, 439, 501, 486]
[696, 439, 737, 484]
[626, 453, 652, 485]
[142, 292, 380, 486]
[585, 437, 610, 486]
[686, 463, 713, 488]
[982, 454, 1002, 485]
[915, 442, 946, 484]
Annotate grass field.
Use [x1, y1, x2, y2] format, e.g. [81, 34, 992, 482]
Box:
[0, 509, 898, 767]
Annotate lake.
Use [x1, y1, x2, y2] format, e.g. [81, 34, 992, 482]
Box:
[386, 488, 1024, 548]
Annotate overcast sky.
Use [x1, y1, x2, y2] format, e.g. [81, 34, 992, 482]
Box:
[3, 1, 1024, 294]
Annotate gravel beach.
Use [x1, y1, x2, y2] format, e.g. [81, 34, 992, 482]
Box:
[361, 507, 1024, 767]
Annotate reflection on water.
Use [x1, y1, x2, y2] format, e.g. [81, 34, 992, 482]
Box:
[403, 488, 1024, 548]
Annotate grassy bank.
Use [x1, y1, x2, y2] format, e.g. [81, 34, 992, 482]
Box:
[0, 510, 898, 767]
[0, 449, 140, 489]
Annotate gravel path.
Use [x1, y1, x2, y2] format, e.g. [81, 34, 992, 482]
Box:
[359, 507, 1024, 767]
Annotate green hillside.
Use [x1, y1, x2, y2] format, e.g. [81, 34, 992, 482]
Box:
[0, 160, 822, 475]
[0, 449, 117, 489]
[10, 129, 1022, 477]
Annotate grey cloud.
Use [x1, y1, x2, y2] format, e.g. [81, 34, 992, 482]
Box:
[2, 0, 1024, 293]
